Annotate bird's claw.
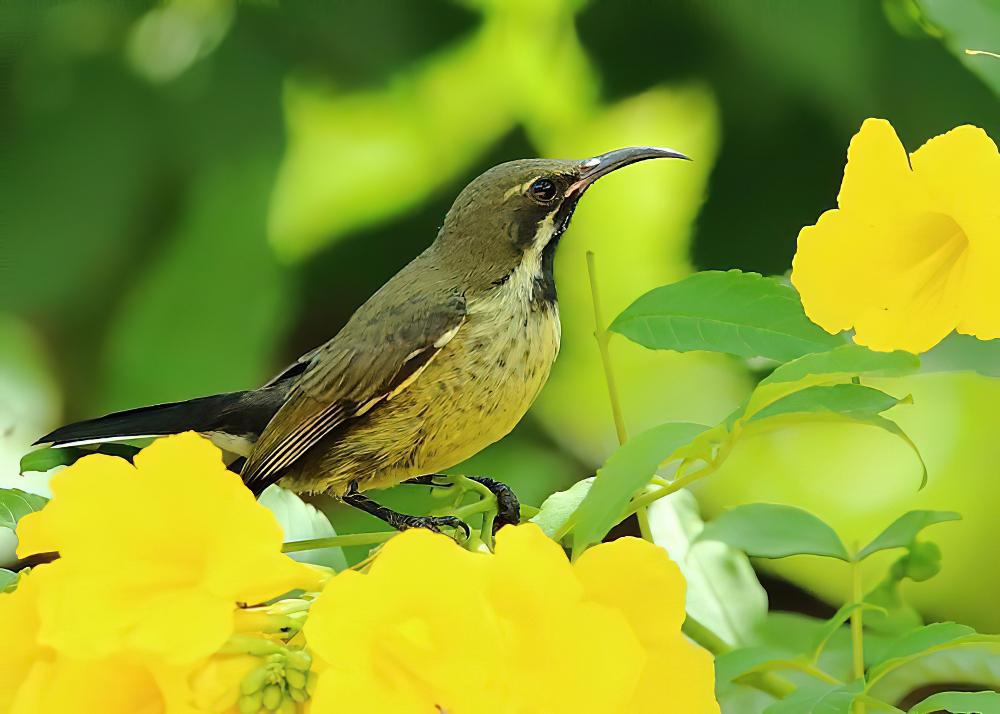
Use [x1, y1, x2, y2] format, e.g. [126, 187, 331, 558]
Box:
[402, 514, 471, 540]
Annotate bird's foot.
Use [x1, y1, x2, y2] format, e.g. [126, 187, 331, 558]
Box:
[342, 485, 471, 540]
[394, 513, 471, 539]
[402, 474, 520, 534]
[467, 476, 520, 532]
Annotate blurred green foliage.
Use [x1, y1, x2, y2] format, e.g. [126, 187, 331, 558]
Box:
[2, 0, 1000, 648]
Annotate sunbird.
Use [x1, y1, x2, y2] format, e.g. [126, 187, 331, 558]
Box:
[36, 147, 687, 534]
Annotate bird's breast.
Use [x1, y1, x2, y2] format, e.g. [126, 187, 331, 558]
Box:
[391, 256, 561, 473]
[297, 257, 562, 494]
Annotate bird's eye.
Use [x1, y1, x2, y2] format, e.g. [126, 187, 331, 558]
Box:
[528, 178, 558, 203]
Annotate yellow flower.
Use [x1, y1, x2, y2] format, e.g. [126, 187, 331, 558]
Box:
[0, 568, 186, 714]
[574, 537, 718, 713]
[16, 433, 320, 664]
[304, 524, 718, 714]
[791, 118, 1000, 353]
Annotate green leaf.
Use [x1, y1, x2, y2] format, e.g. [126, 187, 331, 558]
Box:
[919, 0, 1000, 97]
[648, 490, 768, 647]
[696, 503, 850, 561]
[570, 422, 709, 553]
[745, 384, 928, 488]
[0, 568, 17, 591]
[857, 510, 961, 560]
[869, 622, 979, 682]
[763, 680, 864, 714]
[714, 646, 788, 688]
[529, 477, 593, 539]
[748, 383, 903, 423]
[869, 648, 1000, 705]
[909, 691, 1000, 714]
[19, 447, 80, 474]
[761, 345, 920, 386]
[259, 486, 348, 571]
[19, 443, 143, 475]
[0, 488, 48, 531]
[609, 270, 843, 361]
[920, 334, 1000, 377]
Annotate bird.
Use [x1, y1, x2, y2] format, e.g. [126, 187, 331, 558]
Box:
[35, 146, 688, 535]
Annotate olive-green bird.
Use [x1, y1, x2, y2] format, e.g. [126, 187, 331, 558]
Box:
[36, 147, 687, 533]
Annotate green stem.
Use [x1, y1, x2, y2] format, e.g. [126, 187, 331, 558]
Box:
[742, 659, 842, 686]
[850, 549, 866, 714]
[588, 250, 662, 536]
[282, 531, 397, 553]
[858, 696, 905, 713]
[585, 251, 795, 702]
[586, 251, 628, 446]
[683, 616, 797, 698]
[636, 505, 653, 541]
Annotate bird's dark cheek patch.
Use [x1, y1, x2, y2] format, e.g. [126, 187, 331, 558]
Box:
[509, 205, 549, 250]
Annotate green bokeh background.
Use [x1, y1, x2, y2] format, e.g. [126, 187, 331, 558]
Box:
[2, 0, 999, 634]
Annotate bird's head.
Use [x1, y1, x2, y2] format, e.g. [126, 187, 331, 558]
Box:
[433, 146, 689, 302]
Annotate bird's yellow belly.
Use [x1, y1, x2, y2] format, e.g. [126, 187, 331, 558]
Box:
[410, 305, 561, 474]
[290, 300, 560, 495]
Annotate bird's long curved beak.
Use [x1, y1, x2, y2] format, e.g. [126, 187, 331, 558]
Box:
[568, 146, 690, 197]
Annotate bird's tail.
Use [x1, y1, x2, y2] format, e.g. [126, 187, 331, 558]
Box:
[34, 389, 284, 454]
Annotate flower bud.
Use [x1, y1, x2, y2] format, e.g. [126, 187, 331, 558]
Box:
[239, 691, 263, 714]
[262, 684, 283, 711]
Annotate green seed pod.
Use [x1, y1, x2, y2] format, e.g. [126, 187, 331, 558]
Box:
[241, 666, 270, 695]
[285, 649, 312, 672]
[238, 692, 263, 714]
[262, 684, 283, 711]
[285, 668, 307, 690]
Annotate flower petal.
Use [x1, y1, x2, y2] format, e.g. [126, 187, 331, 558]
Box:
[574, 537, 687, 643]
[792, 209, 886, 335]
[837, 118, 917, 218]
[910, 126, 1000, 341]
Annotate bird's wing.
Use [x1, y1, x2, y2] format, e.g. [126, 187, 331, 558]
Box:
[241, 287, 467, 489]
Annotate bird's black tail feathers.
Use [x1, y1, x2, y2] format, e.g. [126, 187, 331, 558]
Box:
[34, 388, 285, 451]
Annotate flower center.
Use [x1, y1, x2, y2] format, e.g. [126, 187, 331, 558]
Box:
[895, 212, 969, 309]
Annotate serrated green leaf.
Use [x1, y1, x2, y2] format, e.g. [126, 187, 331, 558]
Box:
[696, 503, 850, 561]
[763, 680, 864, 714]
[909, 691, 1000, 714]
[529, 477, 593, 539]
[857, 510, 961, 560]
[610, 270, 843, 361]
[0, 488, 48, 531]
[648, 490, 768, 647]
[762, 345, 920, 386]
[748, 383, 902, 423]
[570, 422, 709, 553]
